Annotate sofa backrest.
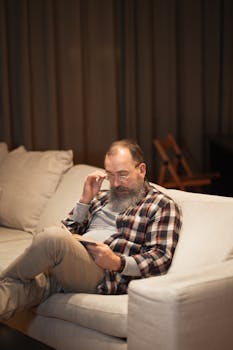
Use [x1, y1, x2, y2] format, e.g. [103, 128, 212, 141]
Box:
[37, 164, 233, 273]
[165, 188, 233, 273]
[36, 164, 109, 233]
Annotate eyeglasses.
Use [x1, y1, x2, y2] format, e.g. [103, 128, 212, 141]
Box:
[105, 164, 140, 183]
[106, 172, 130, 183]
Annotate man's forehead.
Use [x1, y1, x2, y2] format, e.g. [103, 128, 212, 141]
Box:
[107, 146, 131, 157]
[104, 151, 135, 170]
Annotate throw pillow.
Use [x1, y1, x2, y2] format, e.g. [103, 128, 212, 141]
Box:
[0, 146, 73, 233]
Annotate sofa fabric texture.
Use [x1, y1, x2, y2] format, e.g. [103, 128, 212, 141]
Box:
[0, 143, 233, 350]
[35, 293, 128, 338]
[0, 142, 8, 165]
[0, 146, 73, 233]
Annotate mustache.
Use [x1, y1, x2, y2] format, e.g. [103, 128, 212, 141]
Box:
[111, 186, 128, 192]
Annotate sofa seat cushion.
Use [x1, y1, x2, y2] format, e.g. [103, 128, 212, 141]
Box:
[0, 227, 32, 271]
[0, 227, 32, 242]
[35, 292, 128, 338]
[0, 146, 73, 234]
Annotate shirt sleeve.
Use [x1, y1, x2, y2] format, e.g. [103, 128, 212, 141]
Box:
[121, 256, 141, 276]
[133, 199, 182, 278]
[69, 202, 90, 222]
[62, 201, 91, 234]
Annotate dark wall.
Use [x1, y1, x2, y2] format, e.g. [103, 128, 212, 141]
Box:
[0, 0, 233, 181]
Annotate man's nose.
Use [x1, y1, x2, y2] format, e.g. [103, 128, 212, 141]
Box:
[112, 175, 121, 187]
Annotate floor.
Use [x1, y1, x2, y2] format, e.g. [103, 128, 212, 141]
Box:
[0, 323, 54, 350]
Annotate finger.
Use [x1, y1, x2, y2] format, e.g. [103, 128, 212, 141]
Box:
[86, 245, 100, 253]
[88, 242, 105, 250]
[95, 174, 107, 184]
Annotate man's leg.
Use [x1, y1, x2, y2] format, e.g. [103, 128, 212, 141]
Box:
[0, 273, 51, 321]
[0, 226, 104, 320]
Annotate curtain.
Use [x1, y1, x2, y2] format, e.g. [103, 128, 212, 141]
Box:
[0, 0, 233, 180]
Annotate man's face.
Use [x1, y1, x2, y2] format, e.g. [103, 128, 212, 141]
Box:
[104, 148, 146, 197]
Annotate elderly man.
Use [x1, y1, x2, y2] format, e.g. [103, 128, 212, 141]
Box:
[0, 139, 182, 320]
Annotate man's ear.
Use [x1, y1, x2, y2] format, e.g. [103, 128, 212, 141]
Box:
[139, 163, 146, 175]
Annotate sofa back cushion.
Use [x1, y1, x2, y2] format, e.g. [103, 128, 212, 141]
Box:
[37, 164, 109, 233]
[0, 142, 8, 166]
[0, 146, 73, 233]
[166, 189, 233, 273]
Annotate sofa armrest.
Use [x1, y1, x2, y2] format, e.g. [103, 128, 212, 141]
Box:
[128, 260, 233, 350]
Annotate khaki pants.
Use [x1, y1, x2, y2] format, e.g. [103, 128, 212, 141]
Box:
[0, 227, 104, 320]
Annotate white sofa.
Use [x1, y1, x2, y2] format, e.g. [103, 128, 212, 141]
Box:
[0, 143, 233, 350]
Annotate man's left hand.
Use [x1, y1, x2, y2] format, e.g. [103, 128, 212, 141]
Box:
[86, 243, 121, 272]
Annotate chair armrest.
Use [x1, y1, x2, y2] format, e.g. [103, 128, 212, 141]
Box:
[128, 260, 233, 350]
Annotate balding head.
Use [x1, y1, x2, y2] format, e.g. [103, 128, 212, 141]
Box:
[105, 139, 145, 166]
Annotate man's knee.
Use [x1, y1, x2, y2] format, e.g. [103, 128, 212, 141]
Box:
[33, 226, 71, 248]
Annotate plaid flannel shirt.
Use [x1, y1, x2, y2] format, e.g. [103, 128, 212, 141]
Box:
[63, 183, 182, 294]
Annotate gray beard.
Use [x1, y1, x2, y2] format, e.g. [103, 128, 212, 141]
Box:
[108, 184, 146, 213]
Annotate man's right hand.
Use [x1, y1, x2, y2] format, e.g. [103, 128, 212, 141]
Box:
[79, 171, 107, 204]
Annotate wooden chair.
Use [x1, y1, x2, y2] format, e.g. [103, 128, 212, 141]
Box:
[153, 134, 220, 191]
